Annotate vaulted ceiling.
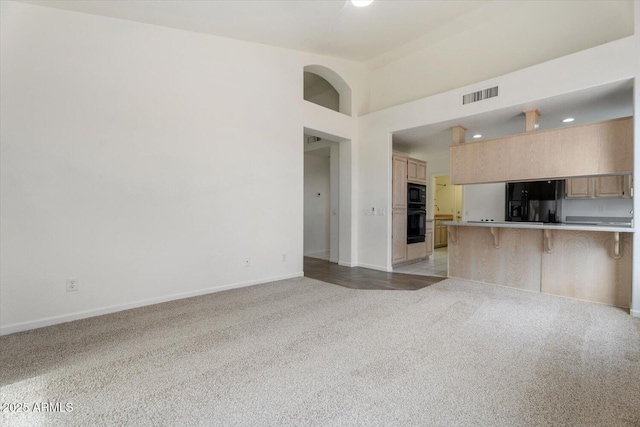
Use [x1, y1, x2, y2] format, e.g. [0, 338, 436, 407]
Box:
[22, 0, 634, 64]
[20, 1, 498, 61]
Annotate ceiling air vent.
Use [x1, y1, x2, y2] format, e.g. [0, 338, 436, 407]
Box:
[462, 86, 499, 105]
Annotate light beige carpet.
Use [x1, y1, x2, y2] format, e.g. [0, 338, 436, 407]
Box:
[1, 277, 639, 426]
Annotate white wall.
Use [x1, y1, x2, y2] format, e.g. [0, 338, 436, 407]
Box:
[366, 1, 635, 112]
[463, 184, 506, 222]
[303, 154, 330, 258]
[0, 2, 366, 333]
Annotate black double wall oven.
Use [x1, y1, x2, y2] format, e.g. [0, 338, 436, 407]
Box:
[407, 183, 427, 244]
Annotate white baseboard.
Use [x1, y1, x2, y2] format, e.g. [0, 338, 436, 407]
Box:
[0, 272, 304, 336]
[631, 309, 640, 318]
[357, 262, 392, 272]
[329, 258, 338, 263]
[338, 261, 354, 267]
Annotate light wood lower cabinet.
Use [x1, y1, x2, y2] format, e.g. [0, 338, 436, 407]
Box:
[425, 221, 434, 256]
[407, 242, 426, 261]
[392, 209, 407, 264]
[434, 218, 450, 248]
[425, 231, 434, 256]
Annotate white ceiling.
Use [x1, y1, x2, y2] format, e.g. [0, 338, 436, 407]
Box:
[20, 0, 490, 61]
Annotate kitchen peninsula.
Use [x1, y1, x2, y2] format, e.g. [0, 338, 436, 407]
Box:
[446, 114, 634, 309]
[444, 221, 632, 308]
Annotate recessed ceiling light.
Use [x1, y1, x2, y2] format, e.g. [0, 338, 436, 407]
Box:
[351, 0, 374, 7]
[562, 118, 575, 123]
[473, 134, 482, 139]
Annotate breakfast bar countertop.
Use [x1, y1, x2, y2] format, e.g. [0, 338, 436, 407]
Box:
[442, 220, 634, 233]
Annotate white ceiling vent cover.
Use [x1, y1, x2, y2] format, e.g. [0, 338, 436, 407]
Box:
[462, 86, 499, 105]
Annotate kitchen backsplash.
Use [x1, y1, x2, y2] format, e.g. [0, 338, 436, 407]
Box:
[560, 198, 633, 221]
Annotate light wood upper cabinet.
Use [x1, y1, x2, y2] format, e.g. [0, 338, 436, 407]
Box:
[566, 177, 593, 198]
[450, 117, 633, 185]
[392, 155, 408, 209]
[407, 158, 427, 184]
[622, 175, 633, 198]
[566, 175, 632, 199]
[425, 221, 434, 256]
[595, 175, 624, 198]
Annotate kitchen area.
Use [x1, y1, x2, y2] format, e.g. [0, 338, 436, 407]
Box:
[445, 113, 633, 309]
[391, 79, 635, 310]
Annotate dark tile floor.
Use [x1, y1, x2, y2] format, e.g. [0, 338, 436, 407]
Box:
[304, 257, 445, 291]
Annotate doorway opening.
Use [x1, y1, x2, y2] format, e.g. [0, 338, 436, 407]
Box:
[434, 175, 463, 228]
[304, 134, 340, 263]
[393, 174, 462, 277]
[432, 175, 462, 276]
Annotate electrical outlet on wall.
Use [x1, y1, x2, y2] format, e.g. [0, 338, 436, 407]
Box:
[66, 278, 78, 292]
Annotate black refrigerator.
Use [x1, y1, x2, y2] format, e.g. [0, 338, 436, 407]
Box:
[505, 180, 563, 223]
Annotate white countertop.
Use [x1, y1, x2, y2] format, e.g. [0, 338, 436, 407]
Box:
[442, 221, 634, 233]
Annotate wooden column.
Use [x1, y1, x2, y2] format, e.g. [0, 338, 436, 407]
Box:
[524, 109, 541, 132]
[451, 125, 467, 145]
